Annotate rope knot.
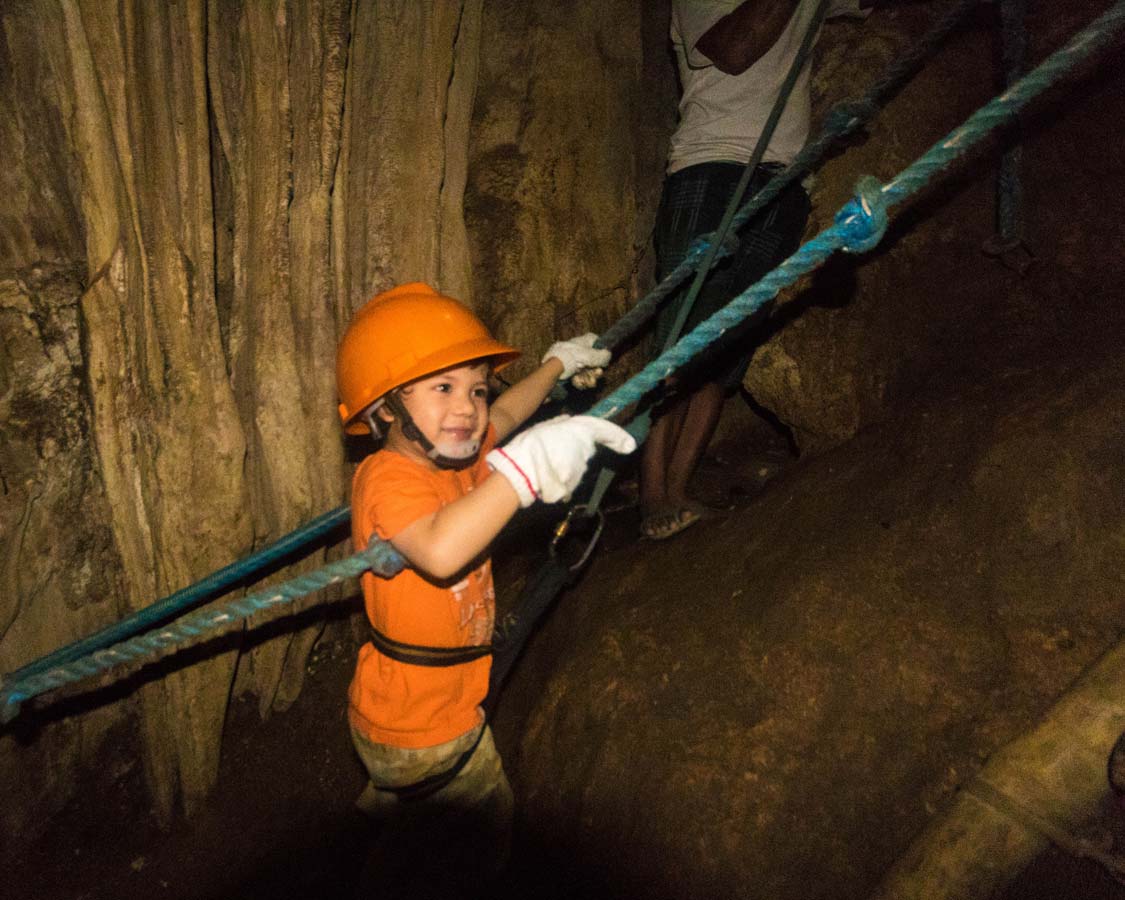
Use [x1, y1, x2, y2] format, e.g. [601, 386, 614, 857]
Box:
[685, 229, 739, 268]
[824, 99, 877, 135]
[835, 175, 888, 254]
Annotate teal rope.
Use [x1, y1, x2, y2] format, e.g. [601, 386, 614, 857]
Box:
[5, 506, 351, 686]
[0, 535, 404, 723]
[4, 0, 1122, 724]
[596, 0, 982, 352]
[589, 0, 1125, 420]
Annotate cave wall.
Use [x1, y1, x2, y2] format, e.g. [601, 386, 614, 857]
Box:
[0, 0, 666, 841]
[467, 0, 673, 375]
[743, 2, 1123, 454]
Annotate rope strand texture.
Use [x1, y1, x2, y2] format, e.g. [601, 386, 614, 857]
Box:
[0, 538, 405, 723]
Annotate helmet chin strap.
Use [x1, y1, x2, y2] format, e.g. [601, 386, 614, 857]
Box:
[383, 392, 479, 471]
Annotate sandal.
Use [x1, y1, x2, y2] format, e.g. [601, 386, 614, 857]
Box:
[639, 502, 713, 541]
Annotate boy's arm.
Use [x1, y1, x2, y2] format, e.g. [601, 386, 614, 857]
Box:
[389, 474, 522, 580]
[491, 333, 613, 441]
[392, 413, 638, 579]
[489, 358, 564, 442]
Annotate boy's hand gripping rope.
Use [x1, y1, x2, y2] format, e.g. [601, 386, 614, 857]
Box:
[3, 0, 1123, 725]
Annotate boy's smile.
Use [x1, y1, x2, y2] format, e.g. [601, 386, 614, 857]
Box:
[383, 361, 491, 468]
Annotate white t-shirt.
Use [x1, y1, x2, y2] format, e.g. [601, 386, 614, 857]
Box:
[667, 0, 865, 173]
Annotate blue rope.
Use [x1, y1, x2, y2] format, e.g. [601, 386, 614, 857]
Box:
[595, 0, 982, 352]
[5, 506, 352, 685]
[0, 537, 405, 723]
[3, 0, 1122, 723]
[588, 0, 1125, 419]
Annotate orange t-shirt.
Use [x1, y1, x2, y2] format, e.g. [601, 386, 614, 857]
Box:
[347, 426, 497, 749]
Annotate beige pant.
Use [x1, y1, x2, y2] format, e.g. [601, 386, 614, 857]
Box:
[350, 722, 514, 897]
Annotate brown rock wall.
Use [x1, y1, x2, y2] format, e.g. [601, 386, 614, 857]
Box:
[335, 0, 483, 308]
[60, 0, 252, 823]
[0, 0, 662, 844]
[467, 0, 663, 369]
[207, 0, 350, 716]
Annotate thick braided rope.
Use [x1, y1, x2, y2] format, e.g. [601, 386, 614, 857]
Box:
[4, 0, 1121, 724]
[0, 538, 405, 722]
[591, 0, 1125, 419]
[5, 506, 351, 685]
[595, 0, 981, 352]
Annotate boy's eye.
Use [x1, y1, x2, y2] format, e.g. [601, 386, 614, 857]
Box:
[434, 383, 452, 393]
[471, 387, 489, 400]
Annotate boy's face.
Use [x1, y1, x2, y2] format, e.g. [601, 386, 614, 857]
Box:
[383, 361, 490, 467]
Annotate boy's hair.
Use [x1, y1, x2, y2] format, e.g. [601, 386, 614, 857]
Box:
[336, 283, 519, 436]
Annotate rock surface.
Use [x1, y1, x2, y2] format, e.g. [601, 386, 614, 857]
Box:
[498, 339, 1125, 899]
[0, 0, 665, 840]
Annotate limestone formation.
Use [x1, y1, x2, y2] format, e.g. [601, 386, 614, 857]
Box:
[467, 0, 671, 375]
[0, 0, 665, 841]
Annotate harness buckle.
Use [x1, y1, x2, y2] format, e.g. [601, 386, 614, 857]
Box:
[549, 504, 604, 573]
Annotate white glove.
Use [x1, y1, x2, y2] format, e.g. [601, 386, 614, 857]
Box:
[487, 415, 637, 507]
[542, 333, 612, 387]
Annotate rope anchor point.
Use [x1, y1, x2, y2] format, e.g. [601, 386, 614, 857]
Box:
[836, 174, 889, 254]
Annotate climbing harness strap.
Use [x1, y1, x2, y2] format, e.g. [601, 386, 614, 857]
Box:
[983, 0, 1035, 273]
[486, 556, 573, 712]
[367, 625, 491, 668]
[375, 725, 487, 802]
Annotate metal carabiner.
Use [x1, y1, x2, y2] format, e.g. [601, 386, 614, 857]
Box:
[548, 504, 605, 573]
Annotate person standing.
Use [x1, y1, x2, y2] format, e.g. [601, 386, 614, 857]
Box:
[640, 0, 867, 540]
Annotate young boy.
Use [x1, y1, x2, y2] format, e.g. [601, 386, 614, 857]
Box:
[335, 282, 635, 891]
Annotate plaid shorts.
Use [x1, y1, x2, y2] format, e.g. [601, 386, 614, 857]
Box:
[653, 161, 811, 387]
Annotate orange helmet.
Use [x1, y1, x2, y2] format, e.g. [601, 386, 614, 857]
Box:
[336, 282, 520, 435]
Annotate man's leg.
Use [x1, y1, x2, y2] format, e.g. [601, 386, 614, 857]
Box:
[640, 391, 686, 514]
[665, 380, 724, 504]
[640, 380, 723, 538]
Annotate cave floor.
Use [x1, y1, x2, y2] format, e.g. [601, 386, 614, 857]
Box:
[7, 431, 1125, 900]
